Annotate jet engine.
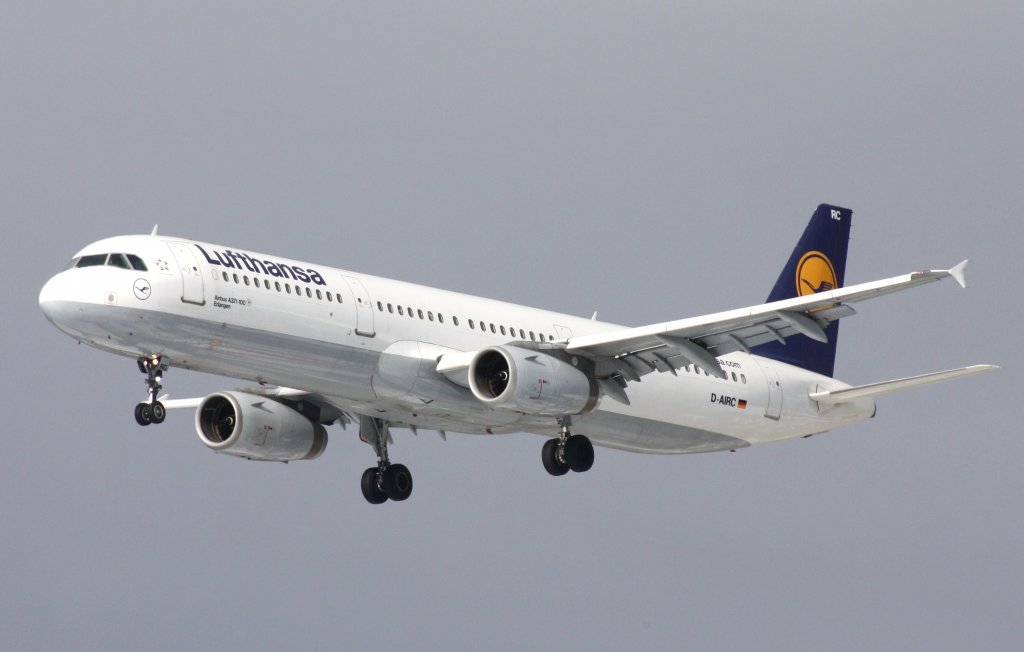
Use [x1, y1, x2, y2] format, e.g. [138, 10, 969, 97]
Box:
[467, 346, 598, 416]
[195, 391, 327, 462]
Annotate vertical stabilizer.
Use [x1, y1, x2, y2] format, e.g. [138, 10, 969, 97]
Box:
[750, 204, 852, 377]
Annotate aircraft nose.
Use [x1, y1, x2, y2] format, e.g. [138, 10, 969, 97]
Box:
[39, 273, 70, 324]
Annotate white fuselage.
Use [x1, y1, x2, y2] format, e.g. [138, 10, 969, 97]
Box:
[39, 234, 876, 454]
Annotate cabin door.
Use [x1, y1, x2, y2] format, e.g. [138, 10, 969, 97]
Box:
[343, 276, 375, 337]
[167, 242, 206, 306]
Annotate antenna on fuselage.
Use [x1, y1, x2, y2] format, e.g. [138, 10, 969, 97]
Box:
[150, 224, 159, 236]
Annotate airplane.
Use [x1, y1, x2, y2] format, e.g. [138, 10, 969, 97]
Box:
[38, 204, 997, 504]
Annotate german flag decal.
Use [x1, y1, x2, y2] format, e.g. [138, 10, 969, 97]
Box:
[712, 393, 749, 409]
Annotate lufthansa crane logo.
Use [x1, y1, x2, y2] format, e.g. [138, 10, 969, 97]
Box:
[133, 278, 152, 300]
[795, 251, 837, 296]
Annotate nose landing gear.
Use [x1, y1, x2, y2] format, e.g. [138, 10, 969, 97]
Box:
[134, 355, 168, 426]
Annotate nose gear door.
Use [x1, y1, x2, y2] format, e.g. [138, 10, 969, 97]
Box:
[167, 242, 206, 306]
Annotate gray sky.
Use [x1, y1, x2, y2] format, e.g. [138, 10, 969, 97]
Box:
[3, 2, 1021, 650]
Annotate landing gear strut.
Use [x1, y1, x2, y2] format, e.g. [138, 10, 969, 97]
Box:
[359, 416, 413, 504]
[542, 416, 594, 476]
[134, 355, 168, 426]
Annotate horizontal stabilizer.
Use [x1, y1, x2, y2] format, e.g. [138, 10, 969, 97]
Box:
[808, 364, 998, 405]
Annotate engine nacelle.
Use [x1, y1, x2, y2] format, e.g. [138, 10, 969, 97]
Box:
[195, 391, 328, 462]
[468, 346, 598, 416]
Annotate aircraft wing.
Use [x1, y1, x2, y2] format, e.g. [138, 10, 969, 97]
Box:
[565, 261, 970, 382]
[159, 386, 355, 428]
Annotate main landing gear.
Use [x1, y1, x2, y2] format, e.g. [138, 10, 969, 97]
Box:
[542, 416, 594, 476]
[359, 416, 413, 504]
[134, 355, 168, 426]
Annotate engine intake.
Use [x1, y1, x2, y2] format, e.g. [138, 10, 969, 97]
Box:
[196, 391, 327, 462]
[468, 346, 598, 416]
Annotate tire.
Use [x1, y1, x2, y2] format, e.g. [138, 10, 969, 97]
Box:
[150, 401, 166, 424]
[134, 402, 152, 426]
[565, 435, 595, 473]
[382, 464, 413, 502]
[542, 438, 569, 476]
[361, 467, 388, 504]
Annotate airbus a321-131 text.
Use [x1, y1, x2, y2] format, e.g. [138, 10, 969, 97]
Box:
[39, 205, 996, 504]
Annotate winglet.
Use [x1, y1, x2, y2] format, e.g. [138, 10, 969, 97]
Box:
[948, 259, 969, 289]
[150, 224, 159, 236]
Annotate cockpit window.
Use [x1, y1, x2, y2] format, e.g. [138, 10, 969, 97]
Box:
[76, 254, 108, 268]
[107, 254, 131, 269]
[73, 253, 148, 271]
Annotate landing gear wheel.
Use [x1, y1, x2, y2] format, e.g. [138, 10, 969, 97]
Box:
[361, 467, 388, 504]
[542, 438, 569, 476]
[135, 402, 152, 426]
[382, 464, 413, 501]
[150, 401, 166, 424]
[565, 434, 594, 473]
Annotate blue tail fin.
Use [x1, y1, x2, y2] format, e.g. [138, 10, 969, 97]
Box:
[750, 204, 852, 377]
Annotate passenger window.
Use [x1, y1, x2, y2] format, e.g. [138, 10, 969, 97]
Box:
[222, 271, 229, 282]
[233, 273, 239, 284]
[387, 303, 393, 313]
[126, 254, 147, 271]
[500, 325, 507, 335]
[408, 308, 415, 319]
[285, 284, 291, 294]
[377, 301, 383, 311]
[468, 319, 474, 329]
[428, 311, 434, 322]
[490, 324, 496, 334]
[519, 329, 525, 339]
[418, 309, 424, 319]
[438, 314, 444, 324]
[306, 287, 312, 298]
[326, 291, 333, 301]
[731, 372, 737, 382]
[76, 254, 107, 268]
[453, 317, 459, 326]
[244, 276, 250, 286]
[316, 289, 322, 300]
[529, 331, 535, 341]
[741, 374, 747, 384]
[275, 281, 282, 292]
[398, 306, 404, 316]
